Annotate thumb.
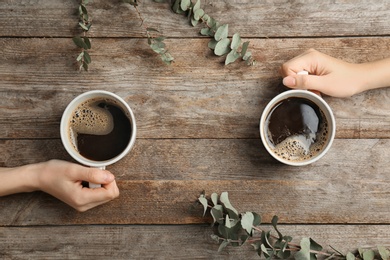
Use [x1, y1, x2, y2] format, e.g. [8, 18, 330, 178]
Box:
[282, 74, 330, 94]
[78, 168, 115, 185]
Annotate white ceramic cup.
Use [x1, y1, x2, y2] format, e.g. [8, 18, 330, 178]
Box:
[259, 89, 336, 166]
[60, 90, 136, 187]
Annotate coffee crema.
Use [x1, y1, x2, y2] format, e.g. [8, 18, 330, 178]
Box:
[264, 97, 329, 162]
[68, 98, 132, 161]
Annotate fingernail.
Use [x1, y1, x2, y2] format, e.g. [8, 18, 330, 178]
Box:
[104, 172, 115, 182]
[283, 76, 296, 87]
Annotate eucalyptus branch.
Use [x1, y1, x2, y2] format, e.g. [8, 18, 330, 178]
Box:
[73, 0, 92, 71]
[198, 192, 390, 260]
[170, 0, 255, 65]
[123, 0, 174, 64]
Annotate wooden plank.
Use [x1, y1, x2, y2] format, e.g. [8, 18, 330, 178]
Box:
[1, 0, 390, 38]
[1, 224, 389, 259]
[0, 38, 389, 139]
[0, 138, 389, 226]
[1, 138, 389, 181]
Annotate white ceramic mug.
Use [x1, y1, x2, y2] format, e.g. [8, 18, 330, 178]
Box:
[60, 90, 136, 187]
[259, 89, 336, 166]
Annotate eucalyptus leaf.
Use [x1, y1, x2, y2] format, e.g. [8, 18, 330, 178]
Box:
[219, 192, 238, 215]
[211, 205, 223, 224]
[378, 246, 390, 260]
[294, 238, 311, 260]
[252, 212, 261, 226]
[225, 50, 240, 65]
[230, 33, 241, 50]
[240, 212, 254, 235]
[76, 51, 84, 61]
[191, 17, 199, 27]
[218, 240, 230, 252]
[362, 250, 375, 260]
[192, 0, 201, 11]
[208, 39, 218, 50]
[214, 38, 231, 56]
[271, 215, 283, 239]
[214, 24, 228, 41]
[198, 194, 208, 216]
[346, 252, 355, 260]
[194, 8, 204, 20]
[180, 0, 190, 11]
[73, 36, 88, 49]
[211, 193, 218, 206]
[79, 22, 89, 31]
[241, 41, 249, 57]
[161, 52, 174, 64]
[200, 27, 211, 36]
[83, 51, 91, 64]
[225, 214, 231, 228]
[82, 61, 88, 71]
[83, 37, 91, 49]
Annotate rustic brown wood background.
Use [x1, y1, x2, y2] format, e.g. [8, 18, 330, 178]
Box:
[1, 0, 390, 258]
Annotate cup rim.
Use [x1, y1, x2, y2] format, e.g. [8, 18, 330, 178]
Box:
[60, 90, 137, 168]
[259, 90, 336, 166]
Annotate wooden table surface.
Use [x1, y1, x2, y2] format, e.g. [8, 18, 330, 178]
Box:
[1, 0, 390, 259]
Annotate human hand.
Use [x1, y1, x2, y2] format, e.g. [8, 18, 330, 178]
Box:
[280, 49, 366, 97]
[37, 160, 119, 212]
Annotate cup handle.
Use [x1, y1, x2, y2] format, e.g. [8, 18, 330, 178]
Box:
[88, 166, 105, 188]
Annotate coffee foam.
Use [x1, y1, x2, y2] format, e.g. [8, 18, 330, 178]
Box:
[267, 112, 329, 162]
[69, 98, 115, 150]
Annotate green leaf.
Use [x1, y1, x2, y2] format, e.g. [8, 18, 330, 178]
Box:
[220, 192, 238, 215]
[83, 37, 91, 49]
[76, 51, 84, 62]
[243, 51, 252, 61]
[171, 0, 183, 14]
[294, 238, 311, 260]
[241, 41, 249, 57]
[230, 33, 241, 50]
[214, 24, 228, 41]
[73, 36, 88, 49]
[211, 205, 223, 224]
[252, 212, 261, 226]
[211, 193, 218, 206]
[362, 250, 375, 260]
[82, 61, 88, 71]
[271, 215, 283, 239]
[378, 246, 390, 260]
[208, 39, 218, 50]
[83, 51, 91, 64]
[161, 52, 174, 65]
[225, 50, 240, 65]
[79, 22, 90, 31]
[192, 0, 200, 11]
[241, 212, 254, 235]
[180, 0, 190, 11]
[346, 252, 355, 260]
[218, 240, 230, 252]
[190, 17, 199, 27]
[80, 4, 88, 15]
[225, 214, 231, 228]
[214, 38, 231, 56]
[198, 194, 208, 216]
[194, 8, 204, 20]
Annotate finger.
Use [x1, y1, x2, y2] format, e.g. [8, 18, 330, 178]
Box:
[73, 180, 120, 211]
[70, 166, 115, 185]
[283, 74, 331, 94]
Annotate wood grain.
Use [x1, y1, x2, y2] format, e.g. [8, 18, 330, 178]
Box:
[1, 0, 390, 38]
[0, 38, 389, 139]
[1, 225, 389, 259]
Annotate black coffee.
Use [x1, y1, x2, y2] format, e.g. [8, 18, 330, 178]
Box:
[264, 97, 328, 162]
[69, 99, 131, 161]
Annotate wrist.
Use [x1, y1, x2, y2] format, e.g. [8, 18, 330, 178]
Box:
[358, 59, 390, 93]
